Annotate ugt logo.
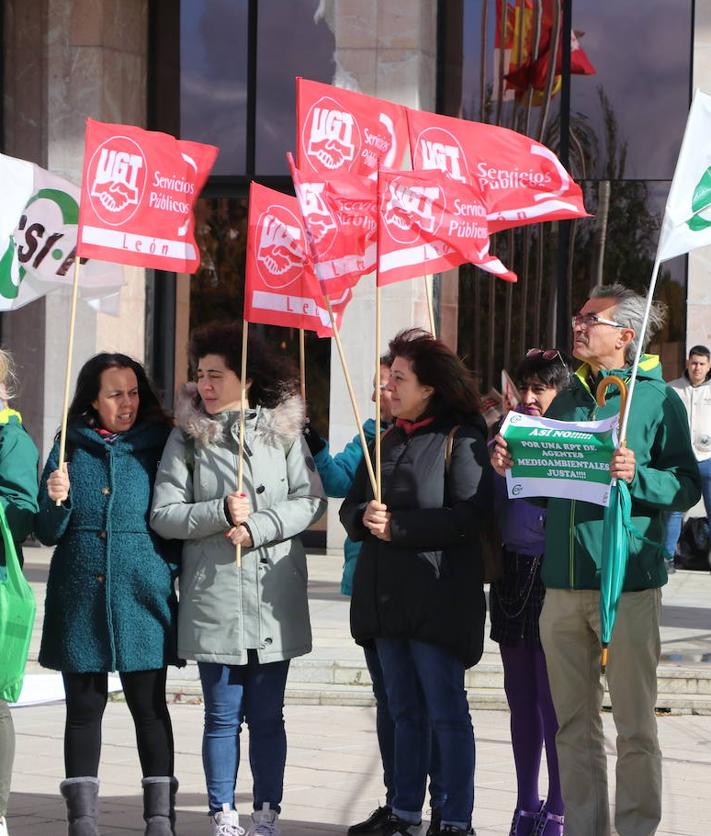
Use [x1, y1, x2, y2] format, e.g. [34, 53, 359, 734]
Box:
[87, 135, 147, 226]
[296, 181, 338, 254]
[415, 127, 469, 184]
[382, 179, 443, 245]
[303, 96, 360, 172]
[256, 205, 305, 289]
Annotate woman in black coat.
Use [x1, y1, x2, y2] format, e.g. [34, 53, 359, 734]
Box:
[341, 329, 492, 836]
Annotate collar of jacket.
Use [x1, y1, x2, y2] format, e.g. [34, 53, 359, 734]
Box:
[0, 407, 22, 425]
[68, 420, 169, 452]
[395, 416, 435, 435]
[573, 354, 662, 397]
[175, 381, 304, 448]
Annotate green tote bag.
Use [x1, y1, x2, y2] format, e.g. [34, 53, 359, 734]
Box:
[0, 502, 36, 703]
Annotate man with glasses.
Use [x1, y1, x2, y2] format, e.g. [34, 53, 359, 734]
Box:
[493, 284, 701, 836]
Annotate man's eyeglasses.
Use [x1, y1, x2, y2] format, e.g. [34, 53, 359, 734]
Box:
[571, 313, 625, 329]
[526, 348, 564, 364]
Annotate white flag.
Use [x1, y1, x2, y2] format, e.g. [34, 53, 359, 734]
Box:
[0, 153, 125, 312]
[658, 89, 711, 262]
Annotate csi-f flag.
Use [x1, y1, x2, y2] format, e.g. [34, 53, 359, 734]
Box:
[77, 119, 218, 273]
[244, 182, 350, 337]
[657, 90, 711, 262]
[0, 152, 124, 311]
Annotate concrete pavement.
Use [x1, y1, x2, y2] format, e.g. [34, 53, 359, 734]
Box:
[6, 546, 711, 834]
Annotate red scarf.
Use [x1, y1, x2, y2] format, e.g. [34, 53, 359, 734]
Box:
[395, 416, 435, 435]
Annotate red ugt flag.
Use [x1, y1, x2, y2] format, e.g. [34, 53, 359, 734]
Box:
[377, 169, 517, 287]
[244, 183, 349, 338]
[406, 109, 588, 233]
[288, 153, 377, 298]
[77, 118, 218, 273]
[296, 78, 409, 178]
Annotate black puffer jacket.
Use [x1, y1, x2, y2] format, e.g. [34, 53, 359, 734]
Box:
[340, 415, 492, 668]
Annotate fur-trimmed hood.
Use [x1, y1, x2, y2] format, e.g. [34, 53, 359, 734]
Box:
[174, 382, 305, 449]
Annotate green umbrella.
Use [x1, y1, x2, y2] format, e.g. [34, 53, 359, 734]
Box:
[596, 376, 629, 674]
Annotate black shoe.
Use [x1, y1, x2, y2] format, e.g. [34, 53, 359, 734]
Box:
[426, 809, 442, 836]
[440, 827, 474, 835]
[380, 815, 422, 836]
[348, 806, 392, 835]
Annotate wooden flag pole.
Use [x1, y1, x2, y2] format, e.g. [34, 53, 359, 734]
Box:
[325, 297, 378, 497]
[235, 322, 249, 568]
[299, 328, 306, 403]
[56, 255, 82, 506]
[424, 275, 436, 337]
[375, 283, 382, 503]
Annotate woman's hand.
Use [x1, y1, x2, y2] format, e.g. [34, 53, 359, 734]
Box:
[225, 525, 253, 548]
[491, 434, 513, 477]
[363, 500, 392, 542]
[225, 491, 251, 524]
[610, 446, 636, 484]
[47, 467, 70, 503]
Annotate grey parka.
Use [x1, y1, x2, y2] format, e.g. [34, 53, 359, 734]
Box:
[150, 384, 326, 665]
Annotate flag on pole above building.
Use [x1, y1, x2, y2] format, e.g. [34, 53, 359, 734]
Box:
[657, 89, 711, 262]
[0, 152, 124, 312]
[296, 78, 409, 178]
[76, 118, 218, 273]
[244, 182, 349, 337]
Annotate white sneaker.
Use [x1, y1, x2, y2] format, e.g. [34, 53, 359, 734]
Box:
[247, 803, 280, 836]
[0, 816, 8, 836]
[212, 804, 245, 836]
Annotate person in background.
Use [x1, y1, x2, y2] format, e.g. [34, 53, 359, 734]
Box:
[492, 284, 701, 836]
[665, 345, 711, 570]
[490, 349, 573, 836]
[150, 321, 326, 836]
[341, 329, 492, 836]
[36, 353, 179, 836]
[0, 349, 39, 836]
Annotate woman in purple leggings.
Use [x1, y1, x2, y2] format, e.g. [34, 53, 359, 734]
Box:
[489, 349, 573, 836]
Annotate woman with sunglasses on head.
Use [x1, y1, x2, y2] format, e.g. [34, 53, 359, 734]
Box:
[489, 349, 573, 836]
[341, 329, 492, 836]
[36, 353, 179, 836]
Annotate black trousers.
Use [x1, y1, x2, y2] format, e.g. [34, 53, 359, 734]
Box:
[62, 668, 174, 778]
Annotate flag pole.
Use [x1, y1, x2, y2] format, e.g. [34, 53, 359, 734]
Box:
[424, 275, 436, 337]
[56, 255, 82, 506]
[375, 282, 382, 503]
[299, 328, 306, 403]
[325, 296, 378, 496]
[618, 257, 661, 444]
[235, 321, 249, 568]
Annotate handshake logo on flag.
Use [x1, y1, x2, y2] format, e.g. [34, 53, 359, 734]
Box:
[382, 180, 443, 244]
[303, 98, 360, 172]
[88, 136, 146, 224]
[416, 128, 470, 184]
[256, 208, 305, 288]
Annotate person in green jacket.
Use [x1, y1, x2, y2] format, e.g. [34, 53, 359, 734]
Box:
[493, 284, 701, 836]
[0, 349, 39, 836]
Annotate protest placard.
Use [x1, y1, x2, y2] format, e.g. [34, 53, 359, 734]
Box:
[501, 411, 619, 506]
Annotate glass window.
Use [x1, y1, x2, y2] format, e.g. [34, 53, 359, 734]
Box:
[255, 0, 335, 175]
[180, 0, 249, 175]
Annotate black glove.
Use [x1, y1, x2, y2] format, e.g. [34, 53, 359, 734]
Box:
[303, 422, 326, 456]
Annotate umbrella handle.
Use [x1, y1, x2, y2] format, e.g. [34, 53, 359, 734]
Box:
[595, 375, 628, 446]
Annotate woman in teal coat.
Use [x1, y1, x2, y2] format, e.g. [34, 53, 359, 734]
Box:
[36, 353, 179, 836]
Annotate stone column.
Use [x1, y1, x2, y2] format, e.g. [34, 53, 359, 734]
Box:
[324, 1, 439, 553]
[690, 1, 711, 352]
[2, 0, 148, 460]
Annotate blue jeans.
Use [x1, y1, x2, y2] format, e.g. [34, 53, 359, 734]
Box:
[363, 645, 445, 811]
[375, 638, 474, 830]
[198, 653, 290, 814]
[664, 458, 711, 557]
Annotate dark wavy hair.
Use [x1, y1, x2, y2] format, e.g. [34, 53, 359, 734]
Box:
[516, 350, 575, 392]
[189, 321, 298, 408]
[65, 353, 171, 430]
[388, 328, 481, 421]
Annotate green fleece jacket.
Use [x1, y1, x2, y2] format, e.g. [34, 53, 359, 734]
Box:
[542, 356, 701, 591]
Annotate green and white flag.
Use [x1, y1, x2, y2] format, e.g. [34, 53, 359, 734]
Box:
[658, 89, 711, 262]
[501, 411, 619, 506]
[0, 152, 124, 312]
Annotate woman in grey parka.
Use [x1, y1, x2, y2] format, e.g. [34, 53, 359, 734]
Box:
[150, 321, 325, 836]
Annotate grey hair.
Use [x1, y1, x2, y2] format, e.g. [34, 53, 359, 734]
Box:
[0, 349, 17, 401]
[591, 284, 667, 365]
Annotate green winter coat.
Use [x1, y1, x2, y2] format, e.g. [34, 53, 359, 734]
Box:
[150, 385, 326, 666]
[542, 356, 701, 591]
[0, 409, 39, 570]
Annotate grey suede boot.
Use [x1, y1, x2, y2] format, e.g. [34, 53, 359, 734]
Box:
[142, 777, 178, 835]
[59, 777, 99, 836]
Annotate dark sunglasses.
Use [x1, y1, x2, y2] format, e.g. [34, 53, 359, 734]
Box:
[526, 348, 564, 364]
